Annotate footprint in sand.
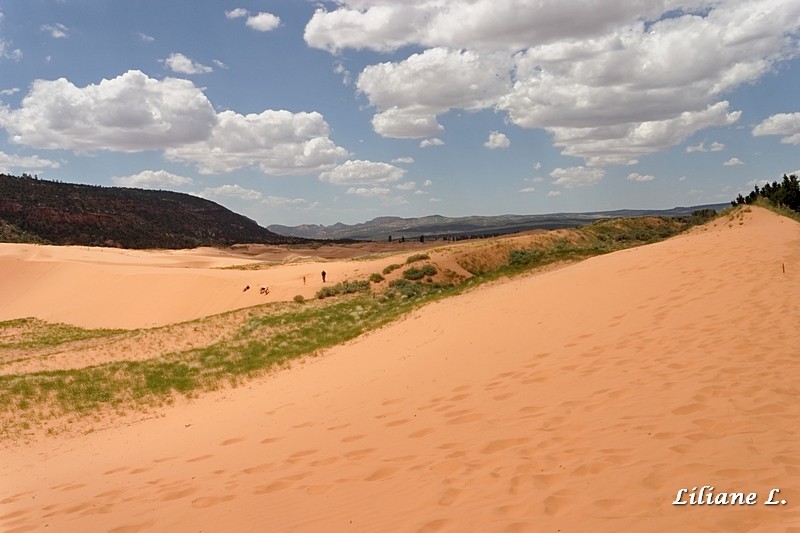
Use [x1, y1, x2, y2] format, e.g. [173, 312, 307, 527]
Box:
[438, 488, 461, 506]
[416, 518, 452, 532]
[365, 467, 398, 481]
[241, 463, 274, 475]
[382, 398, 403, 406]
[191, 495, 236, 508]
[672, 403, 705, 415]
[107, 521, 156, 533]
[311, 456, 339, 467]
[220, 437, 246, 446]
[286, 449, 319, 464]
[254, 480, 292, 494]
[481, 438, 531, 455]
[543, 490, 573, 516]
[448, 393, 470, 401]
[160, 488, 198, 502]
[344, 448, 376, 460]
[0, 491, 35, 504]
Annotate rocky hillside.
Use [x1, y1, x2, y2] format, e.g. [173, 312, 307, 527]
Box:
[0, 174, 300, 249]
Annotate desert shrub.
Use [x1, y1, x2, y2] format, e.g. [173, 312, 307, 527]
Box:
[382, 263, 401, 275]
[388, 279, 425, 298]
[293, 295, 305, 304]
[405, 253, 430, 264]
[508, 249, 545, 266]
[315, 280, 371, 299]
[403, 264, 437, 280]
[369, 273, 385, 283]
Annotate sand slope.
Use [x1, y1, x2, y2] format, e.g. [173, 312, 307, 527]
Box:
[2, 207, 799, 532]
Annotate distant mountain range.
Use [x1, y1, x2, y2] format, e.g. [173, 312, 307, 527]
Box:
[268, 205, 729, 241]
[0, 173, 300, 249]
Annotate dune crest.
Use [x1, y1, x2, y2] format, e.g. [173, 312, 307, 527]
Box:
[2, 207, 799, 531]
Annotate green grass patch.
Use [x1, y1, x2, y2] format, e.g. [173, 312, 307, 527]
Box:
[315, 279, 372, 299]
[402, 264, 437, 280]
[405, 253, 430, 264]
[369, 272, 385, 283]
[752, 197, 800, 224]
[0, 318, 124, 351]
[382, 263, 402, 275]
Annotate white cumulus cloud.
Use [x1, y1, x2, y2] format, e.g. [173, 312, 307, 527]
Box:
[225, 8, 248, 19]
[484, 131, 510, 149]
[304, 0, 687, 53]
[347, 186, 391, 197]
[420, 137, 444, 148]
[0, 70, 218, 152]
[753, 112, 800, 144]
[358, 47, 511, 138]
[198, 184, 263, 201]
[261, 195, 316, 207]
[686, 141, 725, 152]
[247, 12, 281, 32]
[723, 157, 745, 166]
[0, 151, 60, 173]
[626, 172, 655, 182]
[166, 109, 349, 175]
[111, 170, 194, 188]
[319, 160, 405, 185]
[41, 23, 68, 39]
[550, 166, 605, 188]
[309, 0, 800, 165]
[164, 52, 213, 74]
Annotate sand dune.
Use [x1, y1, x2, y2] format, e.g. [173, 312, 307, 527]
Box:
[0, 243, 427, 329]
[2, 207, 799, 531]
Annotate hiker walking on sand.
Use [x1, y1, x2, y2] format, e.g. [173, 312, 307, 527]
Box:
[321, 270, 327, 283]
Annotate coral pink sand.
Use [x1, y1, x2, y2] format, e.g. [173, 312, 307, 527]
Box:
[2, 207, 799, 532]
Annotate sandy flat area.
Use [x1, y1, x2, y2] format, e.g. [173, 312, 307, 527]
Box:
[1, 207, 799, 531]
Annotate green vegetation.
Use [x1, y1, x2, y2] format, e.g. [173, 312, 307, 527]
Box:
[0, 212, 720, 437]
[293, 295, 305, 304]
[315, 280, 371, 299]
[369, 272, 385, 283]
[0, 318, 123, 350]
[382, 263, 402, 275]
[732, 174, 800, 221]
[405, 253, 430, 264]
[496, 213, 717, 279]
[402, 264, 437, 280]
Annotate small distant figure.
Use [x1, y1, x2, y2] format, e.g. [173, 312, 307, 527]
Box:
[321, 270, 327, 283]
[303, 276, 306, 285]
[243, 285, 250, 292]
[259, 286, 269, 295]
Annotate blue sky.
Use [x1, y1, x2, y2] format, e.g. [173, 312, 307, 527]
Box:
[1, 1, 799, 226]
